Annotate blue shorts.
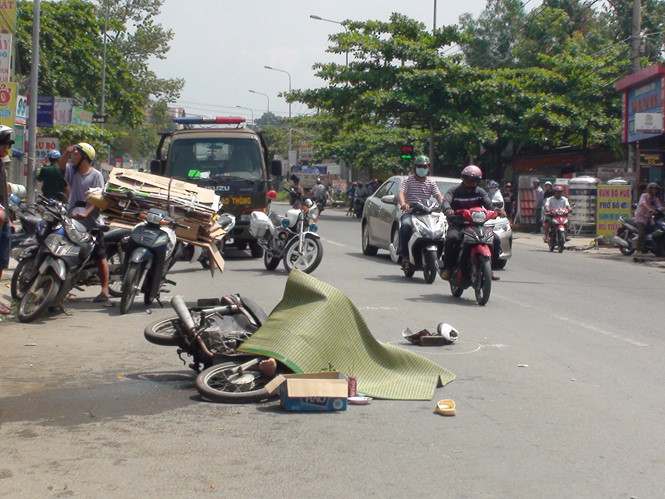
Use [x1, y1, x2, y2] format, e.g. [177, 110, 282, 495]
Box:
[0, 220, 10, 269]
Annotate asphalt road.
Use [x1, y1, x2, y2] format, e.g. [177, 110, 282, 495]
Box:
[1, 204, 664, 498]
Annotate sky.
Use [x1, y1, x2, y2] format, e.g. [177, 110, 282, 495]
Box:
[149, 0, 489, 122]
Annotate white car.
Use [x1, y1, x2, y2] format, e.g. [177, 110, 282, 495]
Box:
[361, 175, 512, 269]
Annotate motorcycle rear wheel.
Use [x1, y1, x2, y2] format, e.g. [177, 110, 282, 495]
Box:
[263, 251, 281, 271]
[144, 317, 183, 346]
[196, 359, 276, 403]
[17, 270, 61, 323]
[618, 229, 636, 256]
[474, 257, 492, 306]
[422, 250, 438, 284]
[283, 234, 323, 273]
[120, 262, 143, 314]
[11, 256, 37, 300]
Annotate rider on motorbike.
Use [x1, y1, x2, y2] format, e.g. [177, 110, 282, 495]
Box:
[311, 177, 327, 209]
[441, 165, 499, 281]
[397, 155, 444, 268]
[635, 182, 663, 255]
[543, 185, 572, 243]
[487, 180, 504, 208]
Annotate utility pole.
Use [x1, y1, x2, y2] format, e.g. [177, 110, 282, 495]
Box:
[26, 0, 41, 205]
[628, 0, 641, 174]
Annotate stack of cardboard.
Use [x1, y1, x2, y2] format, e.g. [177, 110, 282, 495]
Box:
[89, 168, 226, 273]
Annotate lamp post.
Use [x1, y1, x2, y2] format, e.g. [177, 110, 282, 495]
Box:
[264, 65, 292, 157]
[248, 90, 270, 126]
[235, 105, 254, 126]
[310, 14, 348, 66]
[100, 0, 109, 131]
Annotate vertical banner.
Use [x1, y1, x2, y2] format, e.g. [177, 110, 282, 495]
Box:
[0, 80, 16, 127]
[0, 1, 17, 34]
[54, 97, 74, 125]
[0, 33, 11, 83]
[596, 185, 633, 236]
[37, 95, 55, 128]
[14, 93, 26, 126]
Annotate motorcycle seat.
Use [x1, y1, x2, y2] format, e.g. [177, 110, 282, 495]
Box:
[105, 226, 132, 242]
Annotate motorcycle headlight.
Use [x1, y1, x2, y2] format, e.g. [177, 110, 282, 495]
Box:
[413, 218, 432, 238]
[64, 218, 91, 245]
[471, 211, 488, 224]
[155, 233, 169, 244]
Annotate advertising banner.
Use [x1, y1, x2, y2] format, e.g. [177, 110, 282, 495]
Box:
[54, 97, 74, 125]
[626, 78, 664, 143]
[37, 95, 55, 128]
[0, 81, 16, 127]
[0, 33, 11, 83]
[71, 106, 92, 126]
[14, 93, 26, 125]
[35, 137, 60, 162]
[596, 184, 632, 236]
[0, 1, 17, 33]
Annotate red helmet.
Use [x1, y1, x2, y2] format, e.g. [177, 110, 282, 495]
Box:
[554, 185, 564, 192]
[506, 182, 512, 187]
[461, 165, 482, 179]
[352, 181, 357, 186]
[266, 190, 277, 200]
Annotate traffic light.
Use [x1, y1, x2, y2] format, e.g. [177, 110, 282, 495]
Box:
[400, 144, 414, 159]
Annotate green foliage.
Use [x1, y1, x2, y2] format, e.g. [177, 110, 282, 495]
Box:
[38, 124, 121, 163]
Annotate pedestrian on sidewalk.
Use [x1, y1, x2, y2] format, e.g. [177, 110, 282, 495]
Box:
[0, 126, 15, 314]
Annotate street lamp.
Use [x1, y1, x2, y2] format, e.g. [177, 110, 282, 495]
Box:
[264, 65, 292, 156]
[310, 14, 349, 66]
[235, 105, 254, 126]
[248, 90, 270, 125]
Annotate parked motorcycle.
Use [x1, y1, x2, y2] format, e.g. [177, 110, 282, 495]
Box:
[144, 294, 284, 403]
[17, 199, 114, 322]
[388, 199, 447, 283]
[614, 208, 665, 257]
[120, 207, 184, 314]
[11, 196, 128, 301]
[546, 207, 571, 253]
[249, 199, 323, 273]
[446, 207, 499, 306]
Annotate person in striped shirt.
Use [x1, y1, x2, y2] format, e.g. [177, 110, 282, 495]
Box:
[397, 155, 444, 267]
[441, 164, 498, 281]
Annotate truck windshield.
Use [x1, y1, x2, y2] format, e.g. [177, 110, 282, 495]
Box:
[170, 137, 265, 181]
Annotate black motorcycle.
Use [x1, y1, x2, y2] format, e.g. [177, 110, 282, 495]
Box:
[120, 207, 184, 314]
[144, 294, 286, 403]
[614, 208, 665, 257]
[17, 200, 114, 323]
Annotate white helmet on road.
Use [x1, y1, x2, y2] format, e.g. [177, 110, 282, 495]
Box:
[437, 323, 459, 343]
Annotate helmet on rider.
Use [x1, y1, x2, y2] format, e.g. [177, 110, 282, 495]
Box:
[75, 142, 96, 162]
[461, 165, 482, 186]
[0, 125, 15, 146]
[47, 149, 61, 160]
[506, 182, 513, 187]
[647, 182, 660, 191]
[487, 180, 500, 191]
[266, 190, 277, 200]
[413, 155, 430, 179]
[414, 155, 429, 166]
[352, 181, 357, 186]
[316, 177, 321, 184]
[553, 185, 564, 197]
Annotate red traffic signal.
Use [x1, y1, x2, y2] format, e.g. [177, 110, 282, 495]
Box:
[400, 144, 414, 159]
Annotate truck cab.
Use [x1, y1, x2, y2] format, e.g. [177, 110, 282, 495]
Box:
[150, 117, 282, 257]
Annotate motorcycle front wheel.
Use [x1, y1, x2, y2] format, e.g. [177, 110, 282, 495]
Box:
[449, 270, 464, 298]
[196, 359, 276, 403]
[422, 250, 438, 284]
[263, 250, 281, 271]
[557, 231, 565, 253]
[474, 257, 492, 306]
[107, 250, 124, 298]
[120, 261, 143, 314]
[18, 270, 61, 323]
[11, 256, 37, 300]
[283, 234, 323, 273]
[618, 229, 636, 256]
[144, 317, 183, 346]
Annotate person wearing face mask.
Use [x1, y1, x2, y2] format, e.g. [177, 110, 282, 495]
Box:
[397, 155, 444, 267]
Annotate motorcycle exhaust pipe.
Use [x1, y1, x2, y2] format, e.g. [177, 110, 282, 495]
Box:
[613, 236, 630, 248]
[171, 295, 197, 335]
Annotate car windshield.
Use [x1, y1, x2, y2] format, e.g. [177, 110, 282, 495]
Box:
[169, 137, 264, 181]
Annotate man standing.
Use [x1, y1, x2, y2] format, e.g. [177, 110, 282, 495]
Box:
[37, 149, 69, 201]
[397, 155, 443, 267]
[0, 125, 14, 314]
[58, 142, 110, 302]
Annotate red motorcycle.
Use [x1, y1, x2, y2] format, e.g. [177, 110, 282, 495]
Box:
[546, 207, 571, 253]
[447, 207, 498, 306]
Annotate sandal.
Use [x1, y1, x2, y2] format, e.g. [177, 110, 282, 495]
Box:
[435, 399, 456, 416]
[93, 293, 110, 303]
[0, 303, 10, 315]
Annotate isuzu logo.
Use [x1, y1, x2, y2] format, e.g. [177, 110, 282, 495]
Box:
[214, 186, 231, 192]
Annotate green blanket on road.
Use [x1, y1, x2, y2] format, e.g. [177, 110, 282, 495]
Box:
[239, 270, 455, 400]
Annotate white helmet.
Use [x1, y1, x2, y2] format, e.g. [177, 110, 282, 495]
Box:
[0, 125, 15, 145]
[436, 323, 459, 343]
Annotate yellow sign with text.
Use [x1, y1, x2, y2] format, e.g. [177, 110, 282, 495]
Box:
[0, 81, 16, 127]
[596, 184, 632, 236]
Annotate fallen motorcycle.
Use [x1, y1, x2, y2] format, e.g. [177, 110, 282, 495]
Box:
[447, 207, 499, 306]
[249, 198, 323, 273]
[144, 294, 286, 402]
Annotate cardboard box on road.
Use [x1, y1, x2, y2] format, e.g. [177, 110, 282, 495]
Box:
[265, 372, 348, 412]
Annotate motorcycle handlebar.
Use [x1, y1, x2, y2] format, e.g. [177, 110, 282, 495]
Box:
[199, 304, 239, 316]
[171, 295, 196, 334]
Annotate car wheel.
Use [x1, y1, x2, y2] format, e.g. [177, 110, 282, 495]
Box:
[361, 221, 379, 256]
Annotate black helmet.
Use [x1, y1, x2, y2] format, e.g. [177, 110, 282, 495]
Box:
[647, 182, 660, 190]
